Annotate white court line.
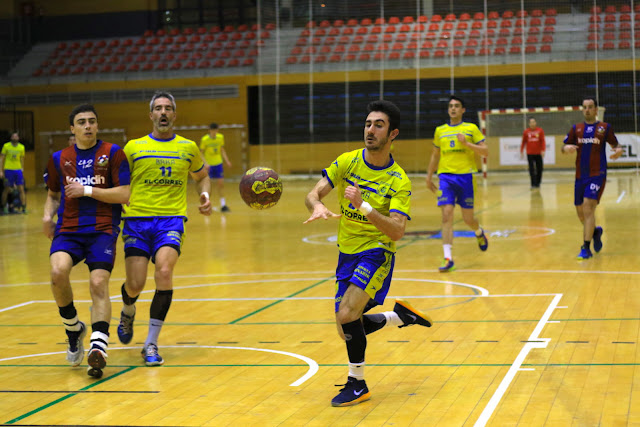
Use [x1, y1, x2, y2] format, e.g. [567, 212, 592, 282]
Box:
[408, 269, 640, 275]
[4, 268, 640, 288]
[0, 293, 566, 312]
[0, 345, 318, 387]
[474, 293, 563, 427]
[617, 190, 626, 203]
[0, 301, 35, 313]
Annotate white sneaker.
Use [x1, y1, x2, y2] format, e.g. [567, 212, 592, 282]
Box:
[65, 321, 87, 366]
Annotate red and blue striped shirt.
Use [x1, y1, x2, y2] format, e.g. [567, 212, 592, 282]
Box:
[564, 121, 619, 179]
[44, 140, 130, 235]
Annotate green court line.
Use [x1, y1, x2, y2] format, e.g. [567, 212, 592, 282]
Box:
[228, 275, 336, 324]
[3, 366, 136, 425]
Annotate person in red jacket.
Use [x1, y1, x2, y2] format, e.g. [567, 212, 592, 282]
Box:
[520, 117, 546, 188]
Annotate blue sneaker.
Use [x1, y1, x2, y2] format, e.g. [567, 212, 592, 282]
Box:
[65, 321, 87, 366]
[142, 344, 164, 366]
[394, 300, 433, 328]
[476, 230, 488, 251]
[331, 377, 371, 407]
[117, 311, 135, 344]
[439, 258, 455, 272]
[577, 246, 593, 260]
[593, 226, 603, 253]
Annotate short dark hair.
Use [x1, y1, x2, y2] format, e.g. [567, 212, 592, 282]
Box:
[367, 100, 401, 133]
[449, 95, 465, 108]
[582, 97, 598, 107]
[149, 91, 176, 111]
[209, 123, 219, 129]
[69, 104, 98, 125]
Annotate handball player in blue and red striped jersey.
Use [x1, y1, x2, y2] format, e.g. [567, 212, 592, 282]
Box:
[562, 97, 622, 260]
[43, 104, 130, 378]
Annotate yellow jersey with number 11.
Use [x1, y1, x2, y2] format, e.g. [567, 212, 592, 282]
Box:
[123, 134, 204, 218]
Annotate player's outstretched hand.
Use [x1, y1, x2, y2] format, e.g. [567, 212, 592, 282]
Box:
[199, 193, 212, 216]
[610, 146, 623, 160]
[425, 176, 438, 193]
[303, 203, 341, 224]
[64, 176, 86, 198]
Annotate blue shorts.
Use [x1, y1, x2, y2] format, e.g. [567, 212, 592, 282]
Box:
[208, 164, 224, 179]
[437, 173, 475, 209]
[4, 170, 24, 187]
[575, 175, 606, 205]
[50, 232, 118, 272]
[122, 217, 184, 262]
[334, 248, 395, 313]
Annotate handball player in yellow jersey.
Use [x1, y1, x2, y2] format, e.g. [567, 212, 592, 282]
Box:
[426, 95, 489, 272]
[116, 92, 212, 366]
[200, 122, 232, 212]
[305, 100, 433, 407]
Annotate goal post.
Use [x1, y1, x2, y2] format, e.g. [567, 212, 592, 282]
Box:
[478, 106, 599, 174]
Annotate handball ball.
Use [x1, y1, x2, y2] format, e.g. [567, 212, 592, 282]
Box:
[239, 167, 283, 210]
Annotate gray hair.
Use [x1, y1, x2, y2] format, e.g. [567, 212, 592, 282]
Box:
[149, 91, 176, 111]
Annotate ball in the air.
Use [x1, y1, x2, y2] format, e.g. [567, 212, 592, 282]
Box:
[239, 167, 283, 210]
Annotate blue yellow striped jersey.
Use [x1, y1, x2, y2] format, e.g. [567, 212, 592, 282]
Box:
[323, 149, 411, 255]
[433, 122, 485, 174]
[123, 134, 204, 218]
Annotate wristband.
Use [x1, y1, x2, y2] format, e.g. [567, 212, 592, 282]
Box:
[201, 191, 210, 200]
[358, 201, 373, 215]
[83, 186, 93, 197]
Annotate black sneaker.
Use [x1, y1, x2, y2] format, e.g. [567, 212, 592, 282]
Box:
[221, 205, 231, 213]
[593, 226, 603, 253]
[394, 300, 433, 328]
[331, 376, 371, 407]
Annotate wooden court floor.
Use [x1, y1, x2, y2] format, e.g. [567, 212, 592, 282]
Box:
[1, 169, 640, 426]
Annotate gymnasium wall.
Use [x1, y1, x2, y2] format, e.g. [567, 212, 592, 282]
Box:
[6, 59, 638, 187]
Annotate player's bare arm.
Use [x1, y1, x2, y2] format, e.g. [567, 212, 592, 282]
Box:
[191, 167, 212, 216]
[610, 145, 623, 160]
[0, 154, 4, 178]
[425, 147, 440, 193]
[42, 190, 60, 239]
[562, 144, 577, 154]
[459, 134, 489, 157]
[344, 181, 406, 241]
[221, 147, 232, 168]
[304, 177, 340, 224]
[64, 177, 130, 204]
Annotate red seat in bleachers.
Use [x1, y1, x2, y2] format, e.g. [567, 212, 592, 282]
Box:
[473, 12, 484, 20]
[494, 46, 506, 55]
[402, 16, 414, 24]
[509, 46, 521, 54]
[540, 44, 551, 52]
[464, 48, 475, 56]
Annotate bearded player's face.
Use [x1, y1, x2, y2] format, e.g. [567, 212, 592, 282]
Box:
[150, 97, 176, 132]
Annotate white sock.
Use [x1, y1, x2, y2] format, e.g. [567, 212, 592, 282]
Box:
[443, 244, 452, 260]
[220, 197, 226, 207]
[382, 311, 403, 327]
[348, 362, 365, 380]
[144, 319, 164, 348]
[122, 304, 136, 317]
[475, 227, 483, 237]
[62, 315, 82, 332]
[90, 331, 109, 354]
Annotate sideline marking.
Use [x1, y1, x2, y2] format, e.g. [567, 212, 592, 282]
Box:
[474, 293, 563, 427]
[0, 345, 318, 387]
